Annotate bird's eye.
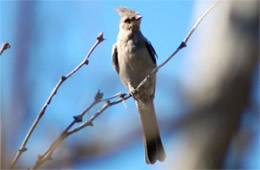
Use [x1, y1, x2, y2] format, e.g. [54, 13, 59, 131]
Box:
[124, 18, 131, 23]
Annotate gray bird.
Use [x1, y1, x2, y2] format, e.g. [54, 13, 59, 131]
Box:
[112, 7, 166, 164]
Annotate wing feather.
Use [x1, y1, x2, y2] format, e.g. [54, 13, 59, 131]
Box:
[112, 44, 119, 73]
[145, 40, 157, 65]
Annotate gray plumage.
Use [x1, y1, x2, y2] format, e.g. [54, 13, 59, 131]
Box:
[112, 7, 166, 164]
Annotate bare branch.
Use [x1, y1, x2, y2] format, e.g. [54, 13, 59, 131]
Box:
[32, 92, 131, 169]
[66, 32, 105, 77]
[9, 32, 105, 169]
[30, 1, 220, 168]
[183, 0, 221, 44]
[0, 42, 11, 55]
[67, 93, 131, 135]
[136, 0, 221, 93]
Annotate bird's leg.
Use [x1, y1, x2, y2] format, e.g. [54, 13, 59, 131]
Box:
[128, 82, 138, 97]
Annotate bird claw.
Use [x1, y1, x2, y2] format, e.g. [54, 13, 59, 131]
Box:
[128, 83, 138, 96]
[129, 89, 138, 96]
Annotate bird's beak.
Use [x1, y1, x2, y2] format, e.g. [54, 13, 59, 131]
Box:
[135, 15, 142, 21]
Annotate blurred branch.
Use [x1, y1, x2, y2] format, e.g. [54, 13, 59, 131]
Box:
[9, 33, 105, 169]
[0, 42, 11, 55]
[30, 1, 220, 169]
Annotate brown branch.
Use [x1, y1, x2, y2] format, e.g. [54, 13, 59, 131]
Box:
[9, 32, 105, 169]
[30, 1, 220, 169]
[0, 42, 11, 55]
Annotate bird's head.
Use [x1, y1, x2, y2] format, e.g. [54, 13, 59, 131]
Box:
[116, 7, 142, 31]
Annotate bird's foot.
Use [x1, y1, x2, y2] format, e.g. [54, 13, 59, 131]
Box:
[128, 83, 138, 96]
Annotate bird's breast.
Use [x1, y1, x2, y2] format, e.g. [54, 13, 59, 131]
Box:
[117, 38, 155, 89]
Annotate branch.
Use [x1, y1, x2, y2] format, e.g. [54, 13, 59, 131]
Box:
[67, 93, 131, 135]
[33, 92, 131, 169]
[0, 42, 11, 55]
[30, 0, 220, 168]
[9, 32, 105, 169]
[136, 0, 221, 91]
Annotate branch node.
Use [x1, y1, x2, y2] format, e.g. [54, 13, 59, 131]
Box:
[47, 99, 52, 105]
[60, 75, 67, 81]
[179, 41, 187, 49]
[95, 90, 103, 101]
[19, 147, 27, 152]
[120, 93, 126, 98]
[97, 32, 105, 42]
[73, 115, 83, 122]
[88, 121, 94, 126]
[106, 100, 111, 105]
[84, 59, 89, 65]
[0, 42, 11, 55]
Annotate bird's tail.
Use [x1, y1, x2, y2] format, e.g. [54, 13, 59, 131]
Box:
[136, 98, 166, 164]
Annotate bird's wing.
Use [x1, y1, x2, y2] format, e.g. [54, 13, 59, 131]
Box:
[145, 39, 157, 65]
[112, 44, 119, 73]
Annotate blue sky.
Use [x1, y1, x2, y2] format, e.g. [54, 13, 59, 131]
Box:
[1, 0, 259, 169]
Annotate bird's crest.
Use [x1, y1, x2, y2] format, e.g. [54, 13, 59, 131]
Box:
[115, 7, 140, 17]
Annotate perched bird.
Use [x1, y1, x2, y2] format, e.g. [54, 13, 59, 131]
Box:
[112, 7, 166, 164]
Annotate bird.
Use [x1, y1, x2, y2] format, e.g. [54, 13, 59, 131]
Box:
[112, 7, 166, 164]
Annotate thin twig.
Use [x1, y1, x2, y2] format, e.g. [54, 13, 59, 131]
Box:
[33, 92, 131, 169]
[0, 42, 11, 55]
[9, 32, 105, 169]
[136, 0, 221, 91]
[30, 0, 220, 168]
[68, 93, 131, 135]
[183, 0, 221, 44]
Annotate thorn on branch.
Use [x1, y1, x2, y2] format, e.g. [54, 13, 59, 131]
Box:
[73, 115, 83, 122]
[95, 90, 103, 101]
